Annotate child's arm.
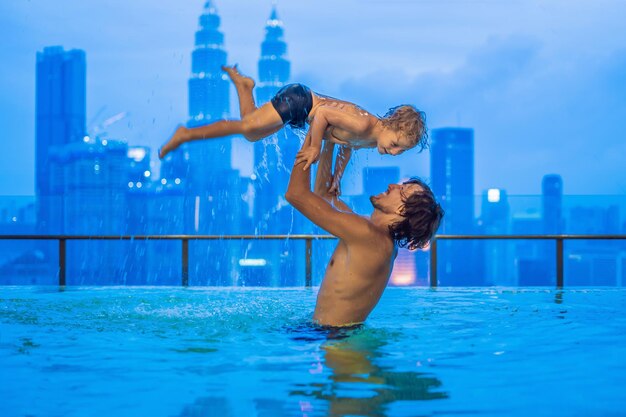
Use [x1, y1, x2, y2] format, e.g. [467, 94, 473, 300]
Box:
[298, 138, 354, 213]
[297, 108, 330, 171]
[328, 146, 352, 196]
[313, 141, 335, 197]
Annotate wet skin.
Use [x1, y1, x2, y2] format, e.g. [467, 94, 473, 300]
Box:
[288, 140, 422, 326]
[307, 94, 413, 155]
[158, 66, 414, 162]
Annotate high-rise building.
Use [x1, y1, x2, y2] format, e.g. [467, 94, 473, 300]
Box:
[511, 211, 552, 285]
[481, 189, 509, 232]
[245, 6, 308, 285]
[160, 0, 234, 200]
[188, 1, 230, 127]
[49, 138, 128, 283]
[430, 127, 482, 285]
[35, 46, 86, 232]
[542, 174, 563, 234]
[480, 188, 512, 285]
[160, 1, 243, 233]
[253, 6, 296, 227]
[564, 204, 621, 286]
[127, 146, 151, 184]
[161, 1, 244, 284]
[185, 0, 232, 185]
[516, 174, 564, 285]
[256, 6, 290, 105]
[430, 128, 474, 233]
[128, 171, 186, 285]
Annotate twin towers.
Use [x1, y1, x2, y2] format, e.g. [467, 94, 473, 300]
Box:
[161, 1, 302, 235]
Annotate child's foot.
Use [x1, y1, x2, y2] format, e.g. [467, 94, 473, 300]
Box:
[222, 65, 255, 90]
[159, 125, 188, 159]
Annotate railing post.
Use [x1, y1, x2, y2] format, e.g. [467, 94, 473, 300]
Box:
[430, 238, 438, 287]
[182, 238, 189, 287]
[305, 238, 313, 287]
[58, 238, 66, 286]
[556, 238, 564, 288]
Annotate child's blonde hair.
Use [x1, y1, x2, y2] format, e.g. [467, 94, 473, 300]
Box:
[381, 105, 428, 151]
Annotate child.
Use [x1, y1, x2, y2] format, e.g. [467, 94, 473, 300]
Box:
[159, 65, 428, 195]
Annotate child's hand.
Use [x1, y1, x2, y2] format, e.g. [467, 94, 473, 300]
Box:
[296, 146, 320, 171]
[328, 176, 341, 196]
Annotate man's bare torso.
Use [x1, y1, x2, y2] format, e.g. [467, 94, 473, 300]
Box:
[308, 92, 378, 149]
[313, 225, 397, 326]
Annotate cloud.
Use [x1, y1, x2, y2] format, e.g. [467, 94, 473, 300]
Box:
[335, 35, 626, 195]
[2, 1, 626, 195]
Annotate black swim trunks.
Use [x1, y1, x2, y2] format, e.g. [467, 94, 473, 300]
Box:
[270, 83, 313, 128]
[286, 322, 364, 342]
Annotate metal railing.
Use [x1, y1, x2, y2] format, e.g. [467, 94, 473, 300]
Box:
[0, 234, 337, 286]
[430, 234, 626, 288]
[1, 234, 625, 287]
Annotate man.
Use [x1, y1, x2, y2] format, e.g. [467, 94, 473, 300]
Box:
[286, 141, 444, 327]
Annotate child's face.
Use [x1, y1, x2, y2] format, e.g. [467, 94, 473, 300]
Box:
[376, 129, 414, 156]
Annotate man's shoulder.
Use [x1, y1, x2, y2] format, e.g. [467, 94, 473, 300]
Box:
[340, 224, 396, 270]
[340, 218, 393, 247]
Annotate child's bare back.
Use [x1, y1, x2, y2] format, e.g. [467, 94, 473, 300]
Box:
[308, 95, 378, 149]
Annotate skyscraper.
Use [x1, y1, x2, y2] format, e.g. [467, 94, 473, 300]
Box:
[160, 0, 233, 198]
[35, 46, 86, 232]
[48, 138, 128, 282]
[252, 5, 296, 228]
[256, 6, 290, 105]
[160, 1, 243, 235]
[163, 1, 244, 284]
[186, 0, 232, 182]
[247, 6, 306, 285]
[430, 128, 475, 234]
[430, 127, 481, 285]
[542, 174, 563, 234]
[480, 188, 512, 285]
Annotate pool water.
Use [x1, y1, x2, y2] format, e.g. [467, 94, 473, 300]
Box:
[1, 287, 625, 417]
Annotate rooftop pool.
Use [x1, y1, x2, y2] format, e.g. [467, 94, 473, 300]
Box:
[1, 287, 625, 417]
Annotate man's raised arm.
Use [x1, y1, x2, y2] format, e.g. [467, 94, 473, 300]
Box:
[286, 142, 367, 240]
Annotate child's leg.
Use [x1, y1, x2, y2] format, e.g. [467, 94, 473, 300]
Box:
[159, 104, 284, 159]
[222, 65, 256, 118]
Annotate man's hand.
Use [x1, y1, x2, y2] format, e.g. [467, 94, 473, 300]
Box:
[295, 145, 320, 171]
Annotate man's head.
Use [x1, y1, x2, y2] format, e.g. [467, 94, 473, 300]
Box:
[369, 178, 443, 250]
[377, 105, 428, 156]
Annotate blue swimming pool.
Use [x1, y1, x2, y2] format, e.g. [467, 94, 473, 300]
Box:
[1, 287, 625, 417]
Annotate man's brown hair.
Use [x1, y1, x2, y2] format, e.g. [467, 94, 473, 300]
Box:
[388, 178, 443, 250]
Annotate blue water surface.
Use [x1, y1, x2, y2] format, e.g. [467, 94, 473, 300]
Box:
[1, 287, 625, 417]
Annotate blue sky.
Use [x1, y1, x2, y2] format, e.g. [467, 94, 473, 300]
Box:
[1, 0, 625, 196]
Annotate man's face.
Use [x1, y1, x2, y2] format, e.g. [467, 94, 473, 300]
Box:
[376, 130, 414, 156]
[370, 182, 422, 214]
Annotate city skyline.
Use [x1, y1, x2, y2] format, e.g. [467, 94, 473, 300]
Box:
[2, 0, 626, 196]
[1, 21, 624, 286]
[1, 5, 318, 285]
